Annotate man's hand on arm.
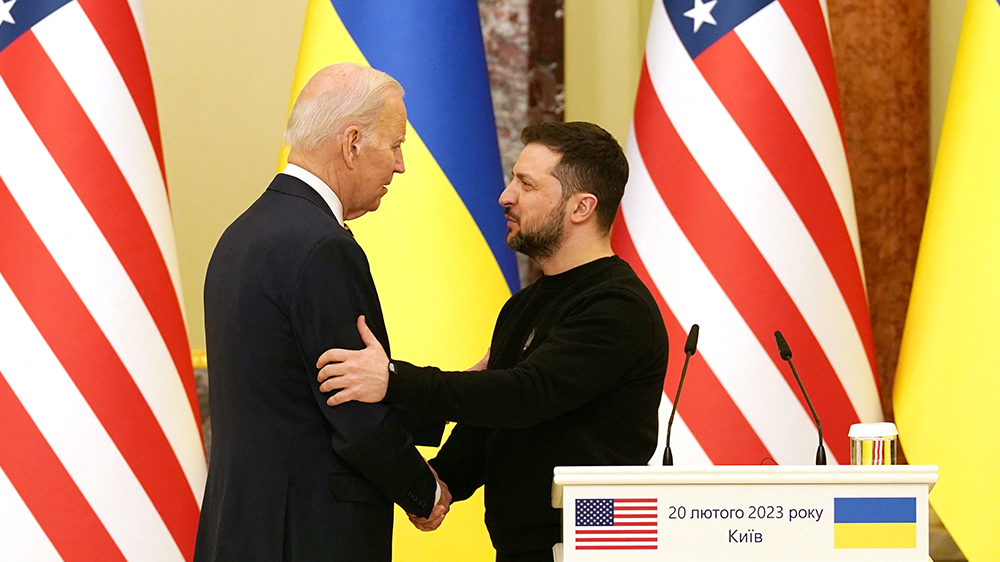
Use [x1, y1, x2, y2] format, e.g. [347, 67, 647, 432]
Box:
[316, 315, 390, 406]
[408, 463, 452, 532]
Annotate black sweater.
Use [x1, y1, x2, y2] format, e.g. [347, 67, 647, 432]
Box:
[386, 256, 668, 553]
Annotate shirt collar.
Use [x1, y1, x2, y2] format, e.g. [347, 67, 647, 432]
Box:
[281, 163, 344, 226]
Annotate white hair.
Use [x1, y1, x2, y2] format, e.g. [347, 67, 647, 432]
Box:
[284, 63, 404, 153]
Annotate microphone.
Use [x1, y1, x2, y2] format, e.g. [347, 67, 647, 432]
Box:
[773, 331, 827, 465]
[663, 324, 699, 466]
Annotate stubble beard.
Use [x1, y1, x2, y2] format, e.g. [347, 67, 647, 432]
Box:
[506, 200, 566, 260]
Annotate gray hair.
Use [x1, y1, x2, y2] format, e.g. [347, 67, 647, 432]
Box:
[284, 63, 404, 152]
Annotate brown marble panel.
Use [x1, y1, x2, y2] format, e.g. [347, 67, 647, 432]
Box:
[828, 0, 930, 422]
[529, 0, 565, 124]
[517, 0, 567, 286]
[480, 0, 530, 177]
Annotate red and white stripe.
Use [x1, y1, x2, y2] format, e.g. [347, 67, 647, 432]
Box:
[615, 0, 882, 467]
[0, 1, 205, 560]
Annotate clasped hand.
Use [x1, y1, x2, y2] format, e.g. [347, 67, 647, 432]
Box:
[408, 464, 452, 532]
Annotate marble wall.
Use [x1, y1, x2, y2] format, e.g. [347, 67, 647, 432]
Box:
[829, 0, 931, 421]
[480, 0, 531, 180]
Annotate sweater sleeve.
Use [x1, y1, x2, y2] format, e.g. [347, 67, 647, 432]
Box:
[427, 424, 491, 503]
[384, 289, 661, 428]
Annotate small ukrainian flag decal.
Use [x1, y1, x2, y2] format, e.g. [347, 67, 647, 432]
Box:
[833, 497, 917, 549]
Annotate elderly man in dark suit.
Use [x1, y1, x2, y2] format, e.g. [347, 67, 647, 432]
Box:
[194, 63, 449, 562]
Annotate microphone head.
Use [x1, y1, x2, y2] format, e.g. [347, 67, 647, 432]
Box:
[774, 331, 792, 361]
[684, 324, 700, 356]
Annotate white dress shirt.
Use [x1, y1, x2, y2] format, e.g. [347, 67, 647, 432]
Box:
[281, 163, 345, 226]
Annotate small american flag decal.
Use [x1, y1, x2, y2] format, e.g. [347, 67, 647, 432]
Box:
[575, 498, 657, 550]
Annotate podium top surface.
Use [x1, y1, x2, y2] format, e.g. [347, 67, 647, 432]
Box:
[552, 465, 938, 508]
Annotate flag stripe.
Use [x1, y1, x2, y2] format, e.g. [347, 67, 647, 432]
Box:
[737, 3, 861, 272]
[612, 215, 773, 464]
[32, 3, 185, 309]
[0, 29, 201, 430]
[621, 120, 823, 465]
[577, 538, 656, 542]
[646, 4, 881, 426]
[0, 274, 183, 561]
[0, 180, 199, 556]
[696, 30, 878, 380]
[0, 372, 124, 562]
[774, 0, 843, 133]
[0, 75, 206, 500]
[74, 0, 166, 184]
[834, 497, 916, 523]
[634, 69, 856, 461]
[576, 544, 656, 550]
[0, 466, 63, 562]
[576, 529, 656, 535]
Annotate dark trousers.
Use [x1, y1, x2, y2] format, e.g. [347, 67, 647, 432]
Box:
[496, 550, 553, 562]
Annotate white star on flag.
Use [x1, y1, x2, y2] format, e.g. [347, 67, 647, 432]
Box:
[684, 0, 718, 33]
[0, 0, 16, 26]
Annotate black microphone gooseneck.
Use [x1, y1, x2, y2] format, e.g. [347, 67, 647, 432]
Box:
[773, 331, 827, 465]
[663, 324, 699, 466]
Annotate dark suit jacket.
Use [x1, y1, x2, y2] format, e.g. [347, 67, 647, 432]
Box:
[194, 174, 441, 562]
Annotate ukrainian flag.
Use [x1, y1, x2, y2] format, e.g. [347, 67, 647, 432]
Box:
[833, 498, 917, 550]
[894, 0, 1000, 560]
[279, 2, 516, 560]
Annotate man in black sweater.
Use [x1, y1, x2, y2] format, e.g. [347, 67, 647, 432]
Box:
[317, 122, 668, 561]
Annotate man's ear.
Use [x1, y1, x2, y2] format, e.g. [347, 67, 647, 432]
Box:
[341, 126, 362, 169]
[569, 192, 599, 225]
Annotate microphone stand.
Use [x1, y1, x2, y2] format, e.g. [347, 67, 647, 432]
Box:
[663, 325, 699, 466]
[774, 331, 827, 465]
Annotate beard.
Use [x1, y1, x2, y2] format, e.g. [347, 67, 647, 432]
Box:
[506, 200, 566, 260]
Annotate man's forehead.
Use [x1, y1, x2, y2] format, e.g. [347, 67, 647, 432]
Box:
[515, 143, 561, 174]
[375, 95, 407, 139]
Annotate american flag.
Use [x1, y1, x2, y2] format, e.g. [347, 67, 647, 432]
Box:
[612, 0, 881, 466]
[575, 498, 658, 550]
[0, 0, 205, 560]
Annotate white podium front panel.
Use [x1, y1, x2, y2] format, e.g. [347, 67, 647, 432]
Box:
[552, 466, 937, 562]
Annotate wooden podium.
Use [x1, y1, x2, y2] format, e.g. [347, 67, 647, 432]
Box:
[551, 466, 938, 561]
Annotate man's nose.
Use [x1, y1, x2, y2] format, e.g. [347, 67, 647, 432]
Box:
[394, 148, 405, 174]
[499, 180, 516, 207]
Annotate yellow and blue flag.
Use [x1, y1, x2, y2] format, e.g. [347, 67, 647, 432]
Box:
[894, 0, 1000, 560]
[833, 497, 917, 550]
[279, 2, 515, 560]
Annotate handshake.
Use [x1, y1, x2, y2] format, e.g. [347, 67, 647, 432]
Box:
[402, 347, 491, 532]
[316, 322, 491, 532]
[409, 463, 452, 532]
